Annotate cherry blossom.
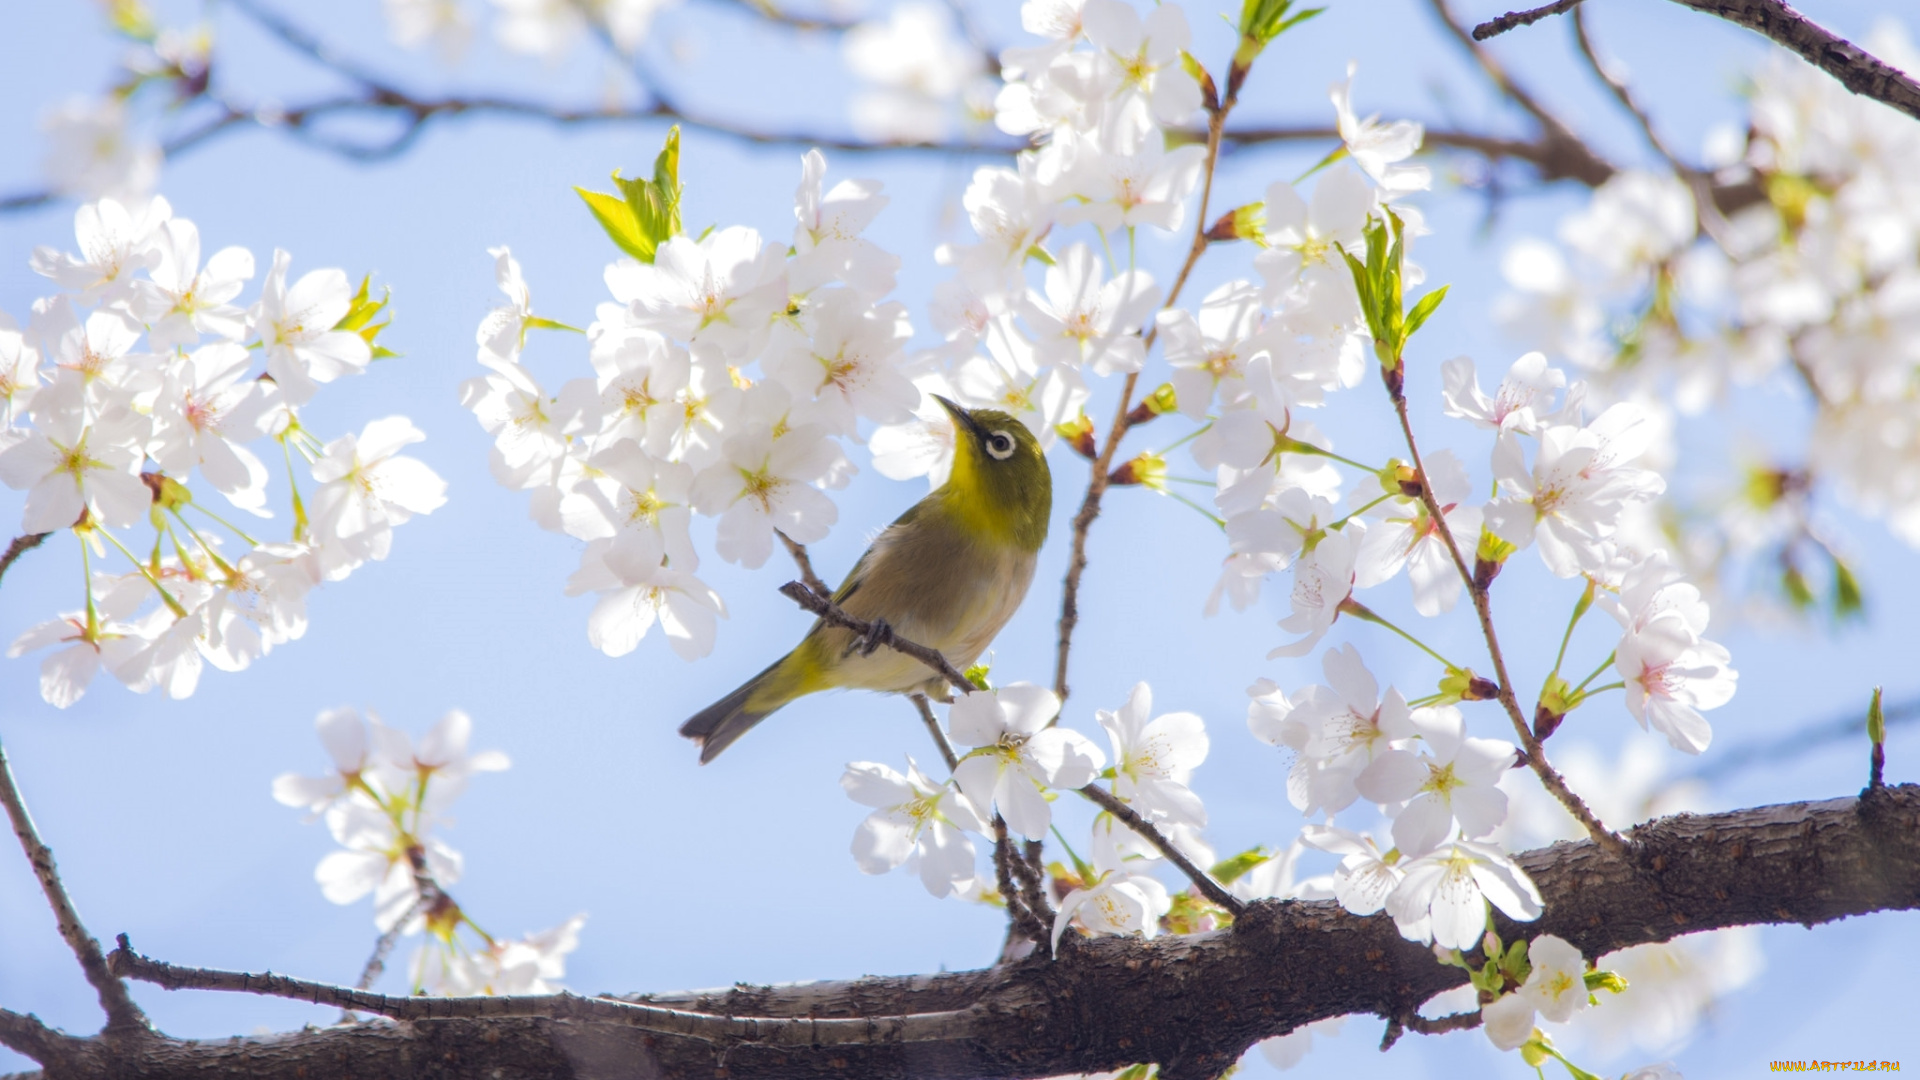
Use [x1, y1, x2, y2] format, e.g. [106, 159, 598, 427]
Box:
[1095, 681, 1208, 827]
[841, 757, 985, 897]
[1022, 244, 1158, 375]
[1385, 838, 1542, 950]
[949, 682, 1104, 840]
[252, 250, 372, 404]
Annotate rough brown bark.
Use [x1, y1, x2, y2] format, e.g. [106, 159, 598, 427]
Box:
[1665, 0, 1920, 122]
[6, 785, 1916, 1080]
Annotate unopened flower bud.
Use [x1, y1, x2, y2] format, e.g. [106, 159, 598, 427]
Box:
[1056, 411, 1097, 460]
[1109, 451, 1167, 490]
[1205, 203, 1267, 244]
[1125, 383, 1179, 426]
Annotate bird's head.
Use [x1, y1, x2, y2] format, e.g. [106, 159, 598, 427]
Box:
[935, 395, 1051, 552]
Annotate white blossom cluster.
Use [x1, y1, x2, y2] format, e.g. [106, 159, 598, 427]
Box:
[464, 148, 919, 660]
[840, 679, 1216, 955]
[1497, 23, 1920, 610]
[274, 706, 585, 995]
[381, 0, 680, 64]
[1, 197, 446, 708]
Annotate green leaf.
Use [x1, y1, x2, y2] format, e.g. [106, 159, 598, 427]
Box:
[332, 274, 395, 357]
[1025, 244, 1057, 266]
[1832, 554, 1864, 619]
[1867, 686, 1886, 746]
[1403, 285, 1449, 340]
[576, 187, 653, 261]
[523, 315, 584, 335]
[1208, 846, 1270, 885]
[577, 126, 685, 263]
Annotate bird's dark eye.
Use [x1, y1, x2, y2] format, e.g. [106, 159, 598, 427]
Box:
[985, 431, 1015, 460]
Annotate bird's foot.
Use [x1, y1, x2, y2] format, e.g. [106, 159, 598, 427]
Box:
[847, 617, 896, 658]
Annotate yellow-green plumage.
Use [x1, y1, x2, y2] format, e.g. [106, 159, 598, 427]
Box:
[680, 397, 1051, 763]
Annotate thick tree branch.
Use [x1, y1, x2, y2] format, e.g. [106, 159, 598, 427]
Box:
[0, 741, 148, 1034]
[9, 786, 1906, 1079]
[0, 1007, 64, 1064]
[1476, 0, 1920, 123]
[1661, 1, 1920, 122]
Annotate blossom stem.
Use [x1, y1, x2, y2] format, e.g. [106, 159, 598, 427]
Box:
[1055, 74, 1236, 703]
[1570, 650, 1616, 695]
[1157, 420, 1212, 455]
[1164, 489, 1226, 529]
[78, 531, 100, 640]
[1327, 492, 1394, 532]
[1337, 599, 1459, 671]
[280, 435, 310, 539]
[1550, 579, 1596, 678]
[1580, 681, 1625, 697]
[97, 526, 188, 618]
[167, 510, 237, 578]
[1380, 359, 1629, 860]
[188, 501, 261, 549]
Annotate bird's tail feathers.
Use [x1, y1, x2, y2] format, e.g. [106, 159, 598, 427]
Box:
[678, 654, 803, 764]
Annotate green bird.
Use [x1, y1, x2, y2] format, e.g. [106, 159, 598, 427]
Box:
[680, 396, 1052, 763]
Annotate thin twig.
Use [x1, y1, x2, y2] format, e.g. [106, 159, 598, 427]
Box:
[1381, 377, 1629, 860]
[1471, 0, 1586, 40]
[1077, 785, 1243, 913]
[776, 530, 830, 598]
[711, 0, 862, 34]
[1428, 0, 1616, 188]
[989, 819, 1044, 944]
[1379, 1005, 1484, 1050]
[908, 693, 961, 772]
[110, 936, 979, 1043]
[1570, 7, 1695, 176]
[777, 581, 975, 696]
[1053, 83, 1233, 703]
[0, 742, 148, 1032]
[0, 533, 48, 586]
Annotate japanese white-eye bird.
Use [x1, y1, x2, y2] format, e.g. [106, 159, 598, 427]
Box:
[680, 396, 1052, 763]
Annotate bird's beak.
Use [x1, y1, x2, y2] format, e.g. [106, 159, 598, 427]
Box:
[933, 394, 983, 439]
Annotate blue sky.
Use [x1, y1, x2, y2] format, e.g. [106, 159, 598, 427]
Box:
[0, 1, 1914, 1076]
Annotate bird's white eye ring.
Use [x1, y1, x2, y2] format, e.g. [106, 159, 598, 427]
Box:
[985, 431, 1015, 460]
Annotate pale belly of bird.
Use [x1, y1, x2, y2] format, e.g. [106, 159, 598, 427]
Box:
[821, 535, 1038, 696]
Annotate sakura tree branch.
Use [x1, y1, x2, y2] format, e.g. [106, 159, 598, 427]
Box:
[1379, 1007, 1483, 1051]
[1570, 6, 1696, 177]
[0, 1007, 64, 1064]
[1053, 68, 1233, 702]
[991, 817, 1048, 945]
[0, 741, 148, 1033]
[1428, 0, 1629, 202]
[109, 935, 979, 1044]
[908, 692, 961, 772]
[776, 580, 975, 696]
[26, 786, 1915, 1079]
[775, 530, 830, 598]
[1077, 784, 1243, 914]
[1380, 370, 1629, 860]
[0, 532, 48, 586]
[1662, 0, 1920, 123]
[1471, 0, 1586, 40]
